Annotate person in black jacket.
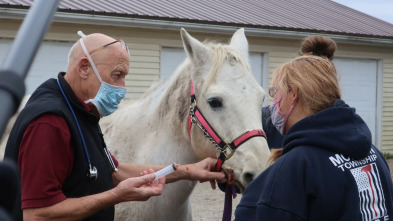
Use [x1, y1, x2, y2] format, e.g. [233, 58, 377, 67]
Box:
[261, 36, 337, 151]
[261, 106, 283, 149]
[4, 32, 225, 220]
[235, 36, 393, 220]
[0, 159, 19, 221]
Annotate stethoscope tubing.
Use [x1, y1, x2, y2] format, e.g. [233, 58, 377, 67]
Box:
[57, 78, 97, 180]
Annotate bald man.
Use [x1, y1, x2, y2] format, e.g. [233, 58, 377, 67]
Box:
[4, 32, 225, 221]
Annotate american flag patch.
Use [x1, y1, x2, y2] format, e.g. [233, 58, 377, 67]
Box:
[351, 163, 387, 221]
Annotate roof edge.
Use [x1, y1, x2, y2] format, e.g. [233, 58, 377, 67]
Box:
[1, 8, 393, 47]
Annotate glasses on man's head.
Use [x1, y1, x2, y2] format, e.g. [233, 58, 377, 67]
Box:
[268, 86, 279, 98]
[89, 39, 130, 57]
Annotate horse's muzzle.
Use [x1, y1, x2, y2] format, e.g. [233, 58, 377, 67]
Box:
[217, 170, 245, 194]
[217, 182, 244, 194]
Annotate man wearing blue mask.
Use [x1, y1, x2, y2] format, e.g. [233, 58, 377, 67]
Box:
[4, 32, 225, 221]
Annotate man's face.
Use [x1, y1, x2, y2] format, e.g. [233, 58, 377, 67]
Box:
[86, 46, 129, 99]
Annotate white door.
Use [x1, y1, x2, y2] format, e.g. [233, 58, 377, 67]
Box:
[0, 39, 72, 94]
[334, 58, 378, 145]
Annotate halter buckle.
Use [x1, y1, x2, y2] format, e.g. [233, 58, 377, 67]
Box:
[222, 144, 235, 160]
[189, 97, 197, 111]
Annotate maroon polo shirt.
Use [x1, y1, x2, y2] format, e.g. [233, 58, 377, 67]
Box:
[18, 99, 118, 209]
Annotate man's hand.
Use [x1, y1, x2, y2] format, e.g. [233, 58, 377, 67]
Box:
[116, 159, 226, 190]
[179, 157, 226, 189]
[23, 170, 166, 221]
[113, 169, 165, 203]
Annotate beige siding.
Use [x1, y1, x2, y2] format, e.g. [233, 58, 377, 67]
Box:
[265, 51, 296, 103]
[126, 43, 160, 98]
[383, 60, 393, 152]
[248, 38, 301, 102]
[1, 18, 393, 152]
[0, 19, 21, 38]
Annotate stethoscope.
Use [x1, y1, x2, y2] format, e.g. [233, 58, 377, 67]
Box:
[57, 79, 117, 181]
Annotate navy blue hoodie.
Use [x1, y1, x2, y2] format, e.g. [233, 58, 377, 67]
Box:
[235, 100, 393, 221]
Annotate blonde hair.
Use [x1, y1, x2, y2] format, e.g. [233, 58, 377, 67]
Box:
[267, 36, 341, 164]
[272, 55, 341, 113]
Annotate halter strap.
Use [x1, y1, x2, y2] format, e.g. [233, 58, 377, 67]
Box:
[188, 81, 267, 172]
[215, 130, 266, 172]
[187, 81, 267, 221]
[194, 107, 225, 148]
[188, 82, 196, 139]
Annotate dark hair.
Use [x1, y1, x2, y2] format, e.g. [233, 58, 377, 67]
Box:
[301, 36, 336, 60]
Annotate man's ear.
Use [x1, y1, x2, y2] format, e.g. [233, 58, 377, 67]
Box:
[78, 57, 90, 80]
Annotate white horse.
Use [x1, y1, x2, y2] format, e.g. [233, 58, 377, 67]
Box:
[100, 28, 271, 221]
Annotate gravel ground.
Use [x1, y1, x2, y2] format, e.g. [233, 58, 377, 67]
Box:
[190, 159, 393, 221]
[190, 182, 241, 221]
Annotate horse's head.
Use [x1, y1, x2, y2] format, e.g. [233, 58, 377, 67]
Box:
[181, 29, 271, 193]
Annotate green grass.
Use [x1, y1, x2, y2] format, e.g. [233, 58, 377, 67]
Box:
[383, 152, 393, 159]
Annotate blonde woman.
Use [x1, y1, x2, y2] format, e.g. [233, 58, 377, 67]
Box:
[235, 36, 393, 221]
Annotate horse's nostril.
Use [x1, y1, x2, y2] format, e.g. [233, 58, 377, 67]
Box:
[218, 182, 227, 192]
[244, 172, 254, 184]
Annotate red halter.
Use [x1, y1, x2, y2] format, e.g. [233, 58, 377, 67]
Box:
[188, 81, 267, 172]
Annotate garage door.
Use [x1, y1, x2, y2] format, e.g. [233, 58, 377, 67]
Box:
[0, 39, 72, 94]
[334, 58, 379, 145]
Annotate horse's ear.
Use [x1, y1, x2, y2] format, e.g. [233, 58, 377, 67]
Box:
[180, 28, 209, 65]
[229, 28, 249, 60]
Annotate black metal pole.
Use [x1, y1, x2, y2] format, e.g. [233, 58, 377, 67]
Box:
[0, 0, 61, 138]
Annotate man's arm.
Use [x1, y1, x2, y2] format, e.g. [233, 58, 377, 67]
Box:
[23, 173, 165, 221]
[112, 157, 226, 187]
[18, 115, 165, 220]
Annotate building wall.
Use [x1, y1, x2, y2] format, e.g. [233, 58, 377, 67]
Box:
[1, 19, 393, 152]
[382, 59, 393, 152]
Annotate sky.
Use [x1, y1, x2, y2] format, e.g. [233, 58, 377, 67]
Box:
[332, 0, 393, 24]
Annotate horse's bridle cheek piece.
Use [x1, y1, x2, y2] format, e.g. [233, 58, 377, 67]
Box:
[187, 81, 267, 172]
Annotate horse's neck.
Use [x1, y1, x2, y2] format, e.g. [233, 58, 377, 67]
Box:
[135, 64, 197, 163]
[146, 64, 191, 137]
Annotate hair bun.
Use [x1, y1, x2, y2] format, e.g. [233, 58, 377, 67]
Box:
[301, 36, 336, 60]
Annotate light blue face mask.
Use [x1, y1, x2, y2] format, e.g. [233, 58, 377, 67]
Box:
[78, 31, 127, 117]
[85, 81, 126, 117]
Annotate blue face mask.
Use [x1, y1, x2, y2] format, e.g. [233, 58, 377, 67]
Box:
[78, 34, 127, 117]
[85, 81, 126, 117]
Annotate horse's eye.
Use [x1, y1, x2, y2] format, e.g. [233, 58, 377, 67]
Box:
[208, 97, 223, 108]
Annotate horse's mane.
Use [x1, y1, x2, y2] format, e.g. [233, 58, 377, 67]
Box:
[139, 41, 251, 105]
[203, 41, 251, 90]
